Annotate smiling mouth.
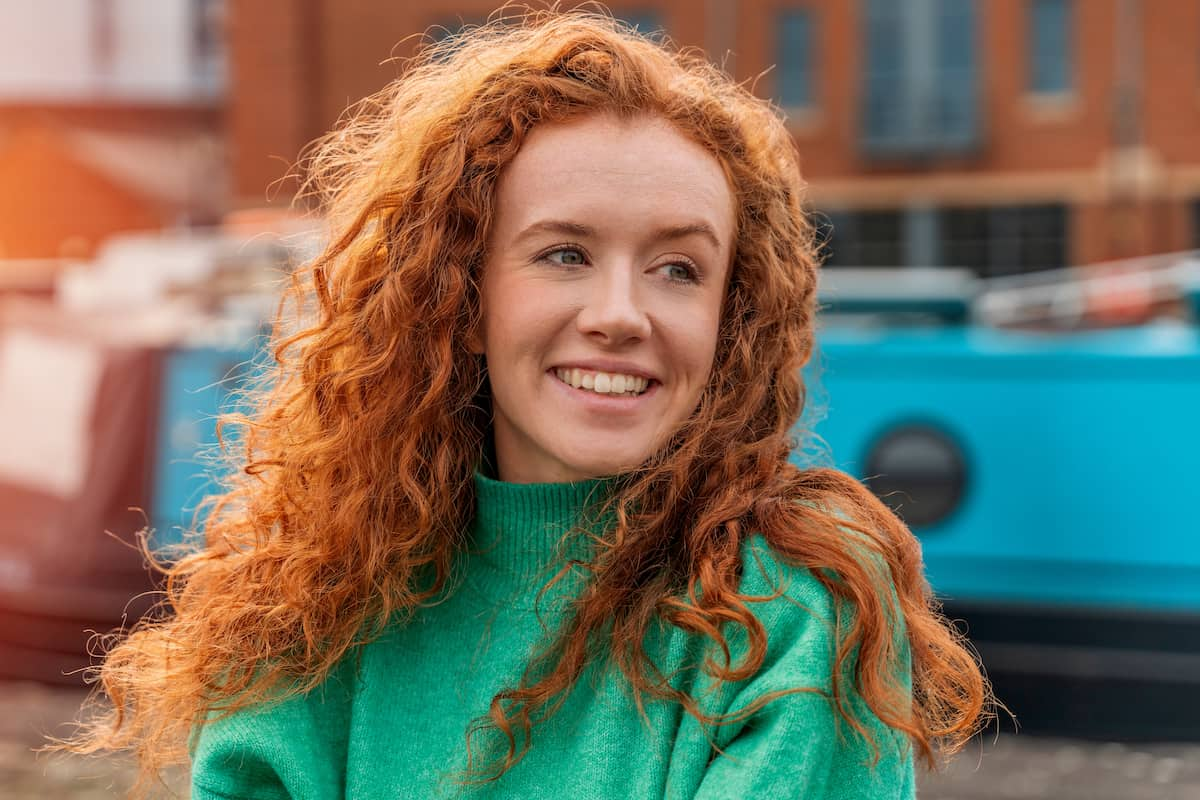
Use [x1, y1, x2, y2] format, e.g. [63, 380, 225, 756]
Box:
[552, 367, 653, 397]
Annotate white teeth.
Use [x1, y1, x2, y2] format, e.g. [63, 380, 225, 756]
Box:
[553, 368, 651, 396]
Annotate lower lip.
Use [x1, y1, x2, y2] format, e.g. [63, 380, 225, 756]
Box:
[547, 371, 658, 412]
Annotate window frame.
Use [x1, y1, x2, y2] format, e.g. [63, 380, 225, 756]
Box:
[822, 203, 1070, 276]
[776, 6, 817, 111]
[860, 0, 980, 157]
[1028, 0, 1074, 97]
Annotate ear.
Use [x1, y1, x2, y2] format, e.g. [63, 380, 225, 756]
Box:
[466, 324, 485, 355]
[468, 271, 488, 355]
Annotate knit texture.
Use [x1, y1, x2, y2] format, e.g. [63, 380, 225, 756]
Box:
[191, 472, 915, 799]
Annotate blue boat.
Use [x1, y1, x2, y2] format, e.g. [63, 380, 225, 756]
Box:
[805, 259, 1200, 739]
[150, 330, 264, 554]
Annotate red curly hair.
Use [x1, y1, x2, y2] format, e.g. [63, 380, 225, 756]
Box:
[67, 9, 991, 794]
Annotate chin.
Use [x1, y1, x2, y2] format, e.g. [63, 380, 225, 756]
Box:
[558, 444, 652, 480]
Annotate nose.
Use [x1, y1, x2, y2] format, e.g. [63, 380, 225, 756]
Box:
[575, 262, 652, 346]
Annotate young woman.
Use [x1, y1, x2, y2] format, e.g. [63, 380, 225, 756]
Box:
[72, 12, 990, 798]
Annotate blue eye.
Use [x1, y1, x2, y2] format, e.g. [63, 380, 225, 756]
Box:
[543, 248, 587, 266]
[659, 261, 699, 284]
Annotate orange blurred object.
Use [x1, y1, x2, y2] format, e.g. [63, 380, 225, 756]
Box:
[0, 125, 165, 259]
[1084, 262, 1159, 327]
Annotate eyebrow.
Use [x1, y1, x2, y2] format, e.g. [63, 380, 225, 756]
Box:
[513, 219, 724, 251]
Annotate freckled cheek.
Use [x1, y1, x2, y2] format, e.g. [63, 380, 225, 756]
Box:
[481, 279, 574, 366]
[662, 312, 722, 394]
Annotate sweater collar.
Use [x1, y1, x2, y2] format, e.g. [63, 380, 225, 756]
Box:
[467, 471, 613, 608]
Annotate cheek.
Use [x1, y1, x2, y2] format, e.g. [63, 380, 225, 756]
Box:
[480, 279, 567, 368]
[669, 306, 723, 390]
[478, 273, 523, 354]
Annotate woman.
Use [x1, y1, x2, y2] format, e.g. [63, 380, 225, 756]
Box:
[71, 11, 989, 798]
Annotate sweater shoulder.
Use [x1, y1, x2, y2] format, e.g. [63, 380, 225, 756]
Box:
[736, 533, 837, 630]
[733, 526, 909, 683]
[724, 535, 842, 690]
[739, 499, 905, 625]
[738, 533, 831, 604]
[190, 656, 359, 799]
[693, 532, 914, 792]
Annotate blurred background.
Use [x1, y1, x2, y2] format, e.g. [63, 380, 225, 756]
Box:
[1, 1, 1198, 797]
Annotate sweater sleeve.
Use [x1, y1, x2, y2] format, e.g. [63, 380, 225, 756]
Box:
[692, 537, 916, 800]
[190, 662, 355, 800]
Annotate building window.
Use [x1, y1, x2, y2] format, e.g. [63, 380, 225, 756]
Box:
[617, 11, 663, 39]
[92, 0, 116, 80]
[191, 0, 225, 93]
[1029, 0, 1072, 94]
[820, 210, 906, 268]
[862, 0, 979, 156]
[428, 15, 494, 62]
[940, 204, 1069, 276]
[431, 17, 488, 38]
[935, 0, 977, 137]
[939, 208, 990, 272]
[777, 9, 815, 108]
[822, 204, 1069, 275]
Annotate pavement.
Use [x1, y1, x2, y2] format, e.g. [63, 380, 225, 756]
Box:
[3, 681, 1200, 799]
[0, 682, 184, 799]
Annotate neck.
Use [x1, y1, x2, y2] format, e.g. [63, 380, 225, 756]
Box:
[466, 470, 613, 610]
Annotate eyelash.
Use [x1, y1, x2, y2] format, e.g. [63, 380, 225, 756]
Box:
[537, 245, 702, 285]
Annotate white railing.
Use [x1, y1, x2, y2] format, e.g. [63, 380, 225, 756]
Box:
[973, 251, 1200, 328]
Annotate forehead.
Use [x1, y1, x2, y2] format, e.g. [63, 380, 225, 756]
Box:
[492, 113, 736, 240]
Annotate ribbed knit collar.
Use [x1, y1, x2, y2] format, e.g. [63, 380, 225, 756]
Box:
[466, 471, 613, 609]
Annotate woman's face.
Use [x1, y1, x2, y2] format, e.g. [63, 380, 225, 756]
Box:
[479, 113, 736, 483]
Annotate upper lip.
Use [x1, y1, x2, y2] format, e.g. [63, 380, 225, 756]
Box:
[550, 359, 660, 383]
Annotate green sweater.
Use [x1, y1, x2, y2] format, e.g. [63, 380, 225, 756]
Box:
[191, 473, 915, 799]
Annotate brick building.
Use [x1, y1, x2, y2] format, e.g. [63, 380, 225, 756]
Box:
[0, 0, 226, 261]
[227, 0, 1200, 273]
